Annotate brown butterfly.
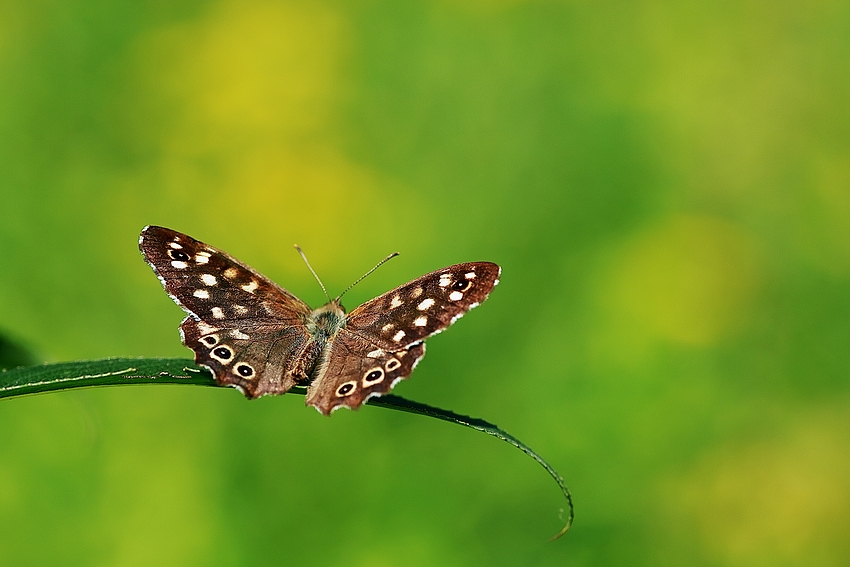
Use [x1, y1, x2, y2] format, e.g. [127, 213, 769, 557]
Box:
[139, 226, 500, 414]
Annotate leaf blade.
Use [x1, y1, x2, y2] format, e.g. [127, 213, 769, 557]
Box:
[0, 357, 572, 538]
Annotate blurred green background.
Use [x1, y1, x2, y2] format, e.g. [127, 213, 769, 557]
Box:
[1, 0, 849, 565]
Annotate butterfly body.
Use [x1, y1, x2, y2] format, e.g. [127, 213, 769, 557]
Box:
[140, 226, 500, 414]
[305, 301, 347, 341]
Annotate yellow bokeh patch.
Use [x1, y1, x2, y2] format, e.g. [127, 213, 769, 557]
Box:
[120, 0, 422, 259]
[133, 0, 346, 144]
[660, 405, 850, 565]
[601, 215, 763, 347]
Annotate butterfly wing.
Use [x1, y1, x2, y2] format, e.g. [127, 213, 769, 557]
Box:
[139, 226, 313, 397]
[346, 262, 501, 350]
[305, 329, 426, 415]
[305, 262, 501, 414]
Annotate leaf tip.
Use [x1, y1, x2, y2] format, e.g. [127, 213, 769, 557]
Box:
[547, 505, 574, 542]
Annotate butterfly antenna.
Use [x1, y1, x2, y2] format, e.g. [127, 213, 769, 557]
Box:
[336, 251, 400, 302]
[294, 245, 332, 303]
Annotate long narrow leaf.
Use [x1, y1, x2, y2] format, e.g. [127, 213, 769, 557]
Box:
[369, 394, 574, 539]
[0, 357, 572, 537]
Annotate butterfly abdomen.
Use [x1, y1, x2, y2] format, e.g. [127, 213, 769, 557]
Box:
[283, 302, 348, 385]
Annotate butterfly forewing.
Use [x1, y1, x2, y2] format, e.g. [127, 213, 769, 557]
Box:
[345, 262, 501, 350]
[140, 226, 311, 324]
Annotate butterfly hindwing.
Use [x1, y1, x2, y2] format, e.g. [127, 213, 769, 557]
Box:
[180, 316, 307, 397]
[305, 330, 426, 414]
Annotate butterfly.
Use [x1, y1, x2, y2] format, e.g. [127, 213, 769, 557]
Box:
[139, 226, 500, 414]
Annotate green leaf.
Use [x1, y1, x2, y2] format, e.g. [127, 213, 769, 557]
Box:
[0, 357, 219, 398]
[0, 357, 573, 538]
[369, 393, 575, 540]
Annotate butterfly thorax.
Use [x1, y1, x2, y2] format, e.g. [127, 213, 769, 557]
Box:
[305, 301, 347, 343]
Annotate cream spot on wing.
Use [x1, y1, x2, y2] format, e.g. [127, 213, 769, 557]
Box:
[224, 267, 238, 279]
[465, 271, 476, 279]
[449, 291, 463, 301]
[201, 274, 217, 286]
[230, 330, 250, 340]
[197, 322, 218, 334]
[414, 316, 427, 327]
[242, 280, 258, 293]
[392, 330, 406, 342]
[410, 287, 423, 298]
[381, 323, 394, 332]
[168, 242, 183, 249]
[438, 275, 452, 287]
[417, 298, 435, 310]
[171, 261, 188, 269]
[211, 307, 225, 319]
[195, 254, 209, 264]
[193, 289, 210, 299]
[390, 295, 403, 308]
[366, 349, 385, 358]
[233, 304, 248, 315]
